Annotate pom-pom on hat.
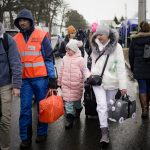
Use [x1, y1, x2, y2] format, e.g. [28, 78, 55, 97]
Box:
[91, 22, 99, 33]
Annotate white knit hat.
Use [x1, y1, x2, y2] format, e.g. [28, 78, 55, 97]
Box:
[66, 39, 79, 53]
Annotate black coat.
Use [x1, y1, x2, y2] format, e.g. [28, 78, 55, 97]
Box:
[129, 32, 150, 79]
[58, 35, 69, 58]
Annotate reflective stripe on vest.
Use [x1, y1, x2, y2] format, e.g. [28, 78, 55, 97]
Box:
[19, 51, 42, 56]
[14, 29, 47, 78]
[23, 62, 45, 67]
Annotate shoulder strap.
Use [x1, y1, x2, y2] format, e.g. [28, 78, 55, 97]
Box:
[95, 50, 105, 63]
[2, 33, 11, 72]
[2, 33, 9, 55]
[100, 54, 109, 77]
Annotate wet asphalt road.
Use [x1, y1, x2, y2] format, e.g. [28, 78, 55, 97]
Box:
[10, 38, 150, 150]
[10, 62, 150, 150]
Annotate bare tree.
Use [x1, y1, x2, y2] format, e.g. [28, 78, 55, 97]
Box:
[0, 0, 19, 28]
[0, 0, 68, 31]
[59, 2, 68, 33]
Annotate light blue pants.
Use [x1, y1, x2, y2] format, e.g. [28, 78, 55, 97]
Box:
[64, 100, 82, 116]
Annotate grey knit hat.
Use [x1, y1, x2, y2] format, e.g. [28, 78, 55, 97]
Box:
[0, 22, 5, 36]
[96, 25, 110, 36]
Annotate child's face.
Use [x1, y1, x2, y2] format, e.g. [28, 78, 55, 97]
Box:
[69, 33, 76, 39]
[66, 48, 75, 56]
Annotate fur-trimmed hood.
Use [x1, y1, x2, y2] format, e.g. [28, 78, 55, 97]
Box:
[131, 32, 150, 39]
[90, 28, 119, 56]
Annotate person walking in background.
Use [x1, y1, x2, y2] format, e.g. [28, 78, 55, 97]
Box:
[90, 25, 127, 144]
[0, 22, 22, 150]
[58, 39, 90, 129]
[129, 21, 150, 119]
[58, 25, 83, 58]
[76, 27, 86, 57]
[14, 9, 57, 149]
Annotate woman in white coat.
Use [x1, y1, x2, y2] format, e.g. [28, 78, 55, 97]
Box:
[90, 26, 127, 144]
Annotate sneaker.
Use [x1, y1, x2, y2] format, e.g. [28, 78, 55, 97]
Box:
[35, 135, 47, 143]
[20, 140, 32, 149]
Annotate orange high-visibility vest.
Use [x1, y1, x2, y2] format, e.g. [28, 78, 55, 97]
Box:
[14, 29, 47, 78]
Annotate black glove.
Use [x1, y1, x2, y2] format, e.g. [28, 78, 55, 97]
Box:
[48, 78, 58, 89]
[115, 89, 122, 99]
[57, 85, 61, 89]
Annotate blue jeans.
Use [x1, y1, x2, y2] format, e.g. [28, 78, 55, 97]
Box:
[64, 100, 82, 116]
[20, 77, 49, 141]
[137, 79, 150, 93]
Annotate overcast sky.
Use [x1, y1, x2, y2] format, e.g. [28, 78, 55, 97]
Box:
[66, 0, 150, 23]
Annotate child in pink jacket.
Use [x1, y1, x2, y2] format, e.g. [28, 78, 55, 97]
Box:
[58, 39, 90, 129]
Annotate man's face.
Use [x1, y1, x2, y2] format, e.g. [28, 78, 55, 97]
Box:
[18, 19, 31, 30]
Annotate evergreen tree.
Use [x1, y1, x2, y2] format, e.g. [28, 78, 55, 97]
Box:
[65, 9, 87, 29]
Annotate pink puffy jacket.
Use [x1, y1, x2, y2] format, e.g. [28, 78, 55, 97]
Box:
[58, 50, 90, 101]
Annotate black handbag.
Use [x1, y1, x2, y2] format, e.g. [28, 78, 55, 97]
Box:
[88, 54, 109, 86]
[143, 44, 150, 61]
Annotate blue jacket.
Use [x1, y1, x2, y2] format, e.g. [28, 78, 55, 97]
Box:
[0, 34, 22, 88]
[14, 8, 55, 78]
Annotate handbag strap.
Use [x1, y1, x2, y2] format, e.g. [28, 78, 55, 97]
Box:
[95, 50, 105, 63]
[100, 54, 109, 77]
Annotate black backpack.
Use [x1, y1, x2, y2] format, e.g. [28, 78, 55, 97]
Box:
[2, 33, 10, 71]
[2, 33, 9, 55]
